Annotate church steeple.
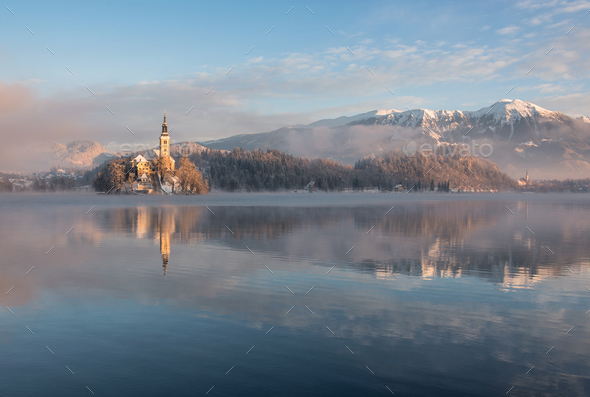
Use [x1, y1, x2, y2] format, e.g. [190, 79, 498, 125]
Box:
[161, 110, 168, 135]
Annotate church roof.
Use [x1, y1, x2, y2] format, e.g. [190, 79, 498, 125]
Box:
[133, 154, 148, 163]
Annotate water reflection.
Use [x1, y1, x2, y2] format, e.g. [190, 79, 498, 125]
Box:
[1, 194, 590, 396]
[72, 201, 590, 287]
[159, 208, 172, 276]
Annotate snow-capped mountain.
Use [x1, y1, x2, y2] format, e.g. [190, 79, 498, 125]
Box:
[52, 140, 111, 170]
[310, 99, 575, 143]
[200, 100, 590, 179]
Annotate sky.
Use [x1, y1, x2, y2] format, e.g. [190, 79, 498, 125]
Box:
[1, 0, 590, 170]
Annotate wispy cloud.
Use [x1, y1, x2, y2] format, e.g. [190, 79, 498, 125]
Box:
[518, 0, 590, 26]
[516, 0, 590, 13]
[497, 26, 522, 35]
[519, 27, 590, 80]
[534, 92, 590, 117]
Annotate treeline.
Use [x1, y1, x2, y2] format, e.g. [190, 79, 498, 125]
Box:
[189, 148, 356, 191]
[89, 147, 521, 193]
[32, 177, 78, 191]
[183, 148, 517, 192]
[353, 152, 518, 191]
[527, 178, 590, 193]
[0, 179, 13, 192]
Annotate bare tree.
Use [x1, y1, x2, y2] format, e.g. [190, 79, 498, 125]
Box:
[177, 158, 208, 194]
[107, 159, 126, 193]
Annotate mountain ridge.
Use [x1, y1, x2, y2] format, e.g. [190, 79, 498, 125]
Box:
[200, 99, 590, 179]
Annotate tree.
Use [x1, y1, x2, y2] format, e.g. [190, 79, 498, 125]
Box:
[430, 179, 435, 191]
[106, 159, 126, 193]
[153, 156, 172, 179]
[176, 158, 208, 194]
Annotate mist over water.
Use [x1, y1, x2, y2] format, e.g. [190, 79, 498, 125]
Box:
[1, 193, 589, 396]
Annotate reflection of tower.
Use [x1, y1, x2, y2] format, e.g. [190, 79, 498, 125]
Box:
[135, 207, 149, 239]
[159, 208, 174, 277]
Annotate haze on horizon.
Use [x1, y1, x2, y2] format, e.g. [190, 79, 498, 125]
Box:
[1, 0, 589, 172]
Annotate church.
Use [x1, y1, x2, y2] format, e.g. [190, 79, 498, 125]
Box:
[518, 170, 530, 187]
[131, 112, 175, 174]
[131, 112, 176, 192]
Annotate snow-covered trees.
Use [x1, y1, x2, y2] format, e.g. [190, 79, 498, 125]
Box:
[176, 158, 208, 194]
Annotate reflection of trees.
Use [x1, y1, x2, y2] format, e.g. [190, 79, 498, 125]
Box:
[87, 202, 498, 243]
[358, 242, 564, 286]
[79, 201, 590, 286]
[354, 201, 500, 240]
[90, 206, 348, 241]
[351, 201, 590, 286]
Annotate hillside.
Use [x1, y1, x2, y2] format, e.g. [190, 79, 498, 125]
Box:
[185, 148, 516, 192]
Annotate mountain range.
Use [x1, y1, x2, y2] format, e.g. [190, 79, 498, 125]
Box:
[200, 99, 590, 179]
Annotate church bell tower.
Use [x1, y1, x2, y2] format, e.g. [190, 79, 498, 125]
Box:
[160, 111, 170, 158]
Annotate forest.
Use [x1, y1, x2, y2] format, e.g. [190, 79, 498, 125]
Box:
[89, 147, 519, 193]
[192, 148, 518, 192]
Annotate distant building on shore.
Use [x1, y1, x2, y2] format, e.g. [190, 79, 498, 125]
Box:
[518, 170, 530, 187]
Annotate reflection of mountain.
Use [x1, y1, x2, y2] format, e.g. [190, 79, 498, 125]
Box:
[66, 200, 590, 287]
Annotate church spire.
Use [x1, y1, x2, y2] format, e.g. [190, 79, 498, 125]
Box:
[161, 111, 168, 135]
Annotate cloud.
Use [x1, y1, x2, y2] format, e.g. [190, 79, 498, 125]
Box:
[516, 0, 590, 12]
[518, 1, 590, 26]
[0, 82, 34, 112]
[533, 92, 590, 117]
[530, 83, 568, 93]
[518, 27, 590, 80]
[496, 26, 521, 35]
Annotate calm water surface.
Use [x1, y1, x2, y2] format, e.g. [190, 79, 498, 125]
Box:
[1, 193, 589, 396]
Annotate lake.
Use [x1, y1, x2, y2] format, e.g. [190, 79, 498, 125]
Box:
[1, 192, 589, 396]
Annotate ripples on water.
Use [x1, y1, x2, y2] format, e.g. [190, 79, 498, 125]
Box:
[1, 193, 589, 396]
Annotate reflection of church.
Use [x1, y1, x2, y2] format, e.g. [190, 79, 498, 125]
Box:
[127, 206, 208, 276]
[158, 208, 175, 277]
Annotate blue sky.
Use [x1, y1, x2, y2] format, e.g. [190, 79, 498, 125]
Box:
[1, 0, 589, 169]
